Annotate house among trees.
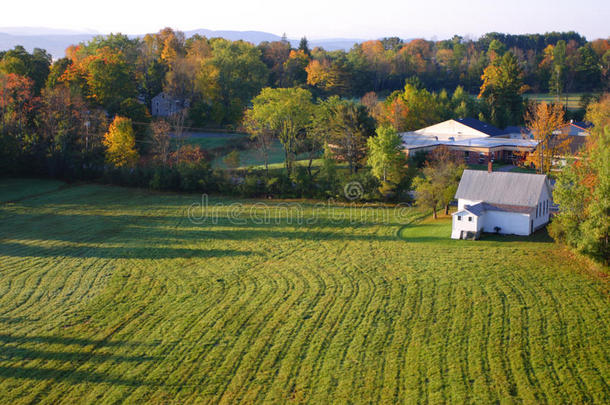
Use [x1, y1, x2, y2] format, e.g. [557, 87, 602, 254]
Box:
[554, 120, 592, 155]
[451, 169, 552, 239]
[401, 118, 538, 165]
[151, 92, 188, 117]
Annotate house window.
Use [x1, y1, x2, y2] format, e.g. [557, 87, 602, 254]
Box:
[468, 217, 473, 222]
[457, 216, 462, 221]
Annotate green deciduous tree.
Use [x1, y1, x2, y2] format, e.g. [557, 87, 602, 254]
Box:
[244, 87, 314, 173]
[328, 101, 376, 174]
[479, 51, 527, 128]
[414, 146, 465, 218]
[367, 125, 406, 185]
[0, 46, 51, 95]
[202, 39, 269, 124]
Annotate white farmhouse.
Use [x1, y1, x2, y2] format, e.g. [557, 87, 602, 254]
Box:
[451, 170, 552, 239]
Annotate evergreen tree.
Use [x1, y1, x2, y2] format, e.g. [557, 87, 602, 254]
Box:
[298, 37, 311, 56]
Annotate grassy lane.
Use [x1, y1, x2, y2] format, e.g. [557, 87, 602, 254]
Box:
[0, 179, 608, 403]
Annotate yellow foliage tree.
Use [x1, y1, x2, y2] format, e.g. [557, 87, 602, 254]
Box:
[306, 59, 332, 88]
[524, 102, 569, 174]
[103, 116, 139, 167]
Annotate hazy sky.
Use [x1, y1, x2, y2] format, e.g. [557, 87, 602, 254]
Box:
[2, 0, 609, 40]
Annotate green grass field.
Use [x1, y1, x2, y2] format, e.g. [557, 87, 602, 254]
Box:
[176, 133, 249, 151]
[211, 140, 321, 170]
[0, 179, 608, 403]
[523, 93, 583, 110]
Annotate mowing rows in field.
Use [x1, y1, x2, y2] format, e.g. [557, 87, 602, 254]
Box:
[0, 180, 608, 403]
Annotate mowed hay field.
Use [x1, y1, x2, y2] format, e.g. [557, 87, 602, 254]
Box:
[0, 179, 608, 404]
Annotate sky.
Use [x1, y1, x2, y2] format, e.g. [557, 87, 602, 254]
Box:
[2, 0, 609, 40]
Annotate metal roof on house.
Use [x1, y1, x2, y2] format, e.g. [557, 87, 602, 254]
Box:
[453, 201, 534, 217]
[501, 126, 533, 137]
[570, 121, 593, 130]
[455, 118, 506, 137]
[451, 138, 538, 148]
[463, 202, 486, 216]
[401, 134, 538, 150]
[455, 170, 549, 207]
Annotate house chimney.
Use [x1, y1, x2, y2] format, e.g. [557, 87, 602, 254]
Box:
[488, 159, 493, 173]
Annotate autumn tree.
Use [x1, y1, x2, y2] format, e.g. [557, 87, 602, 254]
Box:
[524, 101, 568, 174]
[0, 72, 37, 171]
[360, 92, 379, 114]
[282, 50, 309, 87]
[60, 48, 136, 113]
[151, 119, 171, 166]
[376, 94, 409, 132]
[0, 72, 36, 136]
[39, 85, 107, 173]
[376, 83, 443, 131]
[306, 56, 351, 96]
[549, 95, 609, 263]
[103, 116, 139, 167]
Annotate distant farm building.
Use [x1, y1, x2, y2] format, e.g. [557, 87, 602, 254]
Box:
[400, 118, 592, 166]
[451, 170, 552, 239]
[400, 118, 538, 165]
[151, 92, 188, 117]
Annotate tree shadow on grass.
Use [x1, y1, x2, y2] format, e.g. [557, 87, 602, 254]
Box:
[0, 346, 159, 363]
[0, 243, 259, 260]
[0, 333, 154, 348]
[0, 365, 156, 387]
[0, 333, 160, 387]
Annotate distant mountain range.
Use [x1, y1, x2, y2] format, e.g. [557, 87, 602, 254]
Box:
[0, 27, 371, 59]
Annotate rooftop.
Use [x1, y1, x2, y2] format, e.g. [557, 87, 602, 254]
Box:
[454, 118, 506, 137]
[401, 134, 538, 150]
[455, 170, 549, 207]
[453, 201, 534, 216]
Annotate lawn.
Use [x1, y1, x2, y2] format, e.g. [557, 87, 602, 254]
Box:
[211, 140, 321, 169]
[175, 132, 249, 151]
[523, 93, 583, 110]
[0, 179, 608, 404]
